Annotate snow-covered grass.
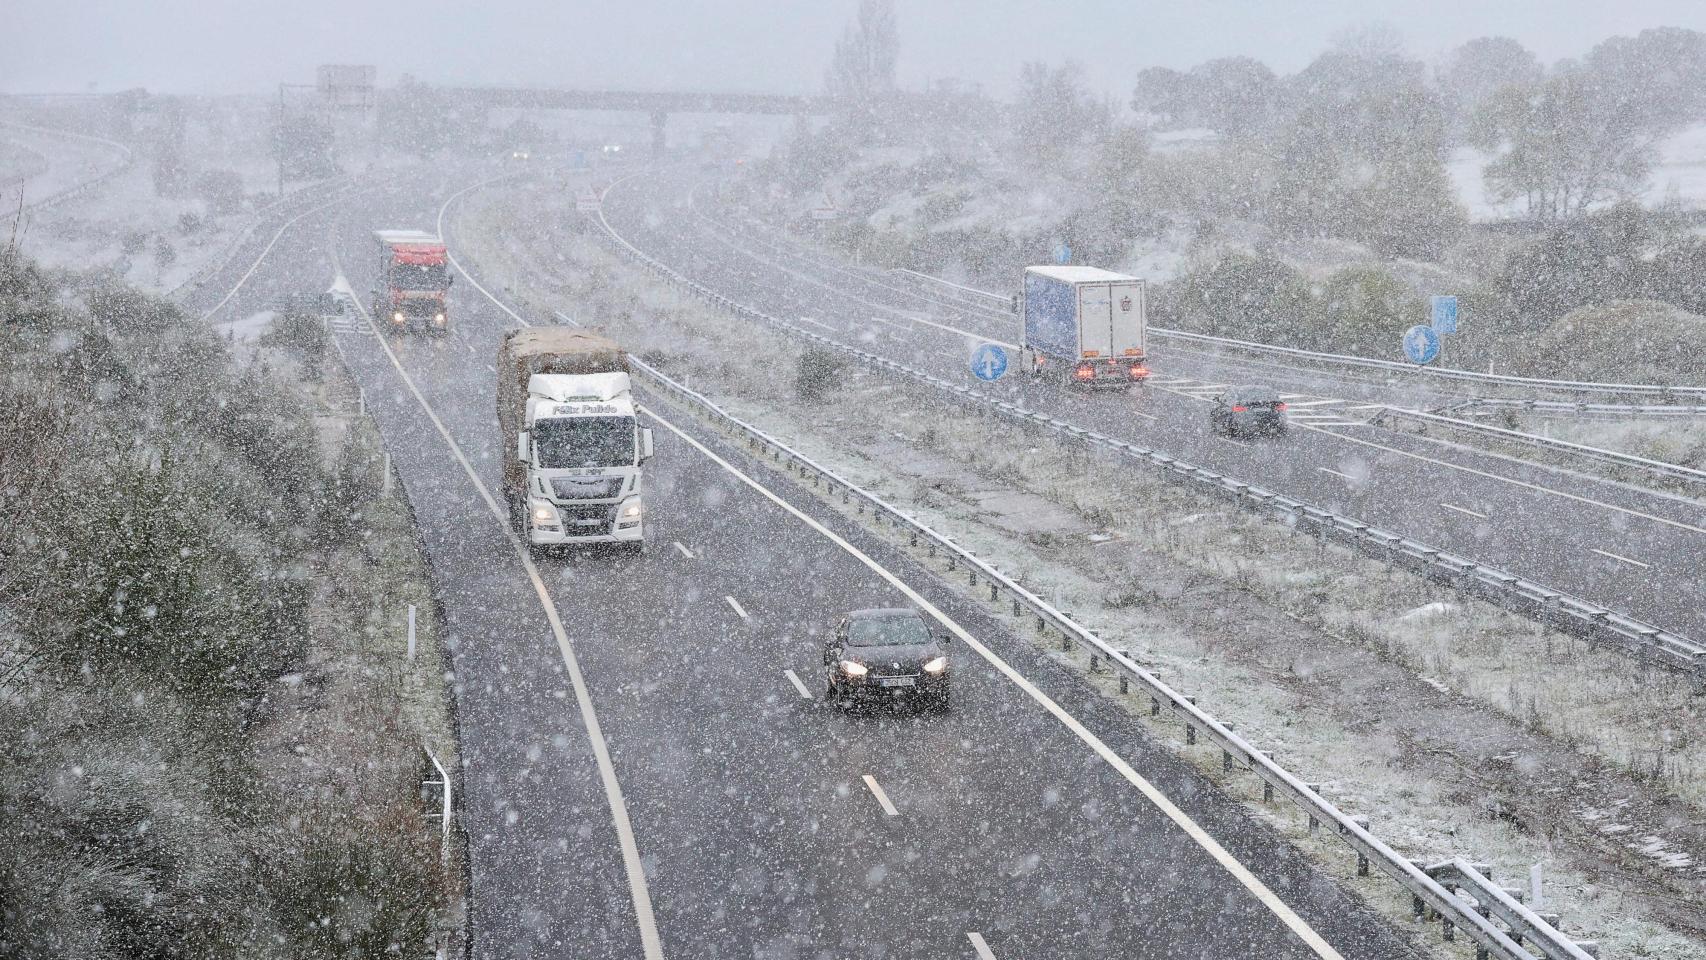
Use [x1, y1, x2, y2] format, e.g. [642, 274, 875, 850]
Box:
[454, 185, 1706, 956]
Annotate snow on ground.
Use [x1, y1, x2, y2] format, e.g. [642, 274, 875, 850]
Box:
[1450, 122, 1706, 221]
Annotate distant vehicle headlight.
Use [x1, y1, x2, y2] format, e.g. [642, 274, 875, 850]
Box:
[839, 659, 868, 677]
[530, 499, 559, 523]
[619, 499, 642, 519]
[922, 656, 948, 674]
[392, 311, 405, 323]
[433, 312, 446, 325]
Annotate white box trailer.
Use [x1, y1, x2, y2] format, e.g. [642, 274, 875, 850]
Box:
[1018, 266, 1149, 386]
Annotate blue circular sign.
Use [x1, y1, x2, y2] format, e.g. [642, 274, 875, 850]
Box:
[1052, 241, 1072, 264]
[1402, 324, 1441, 365]
[970, 343, 1009, 381]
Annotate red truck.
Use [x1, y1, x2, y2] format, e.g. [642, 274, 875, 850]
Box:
[371, 230, 453, 335]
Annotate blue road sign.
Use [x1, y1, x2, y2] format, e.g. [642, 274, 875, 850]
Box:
[1403, 324, 1441, 365]
[1052, 241, 1072, 264]
[970, 343, 1009, 381]
[1430, 295, 1459, 334]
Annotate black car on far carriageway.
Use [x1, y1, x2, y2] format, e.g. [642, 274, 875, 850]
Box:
[823, 608, 950, 710]
[1209, 385, 1288, 438]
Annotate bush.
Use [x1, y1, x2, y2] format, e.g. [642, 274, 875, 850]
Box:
[795, 345, 847, 402]
[196, 169, 245, 216]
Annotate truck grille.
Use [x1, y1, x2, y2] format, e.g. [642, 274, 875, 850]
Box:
[550, 477, 624, 500]
[557, 503, 616, 530]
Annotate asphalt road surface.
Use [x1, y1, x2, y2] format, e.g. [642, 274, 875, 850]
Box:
[591, 168, 1706, 644]
[194, 166, 1424, 959]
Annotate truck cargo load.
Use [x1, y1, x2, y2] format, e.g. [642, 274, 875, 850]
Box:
[1019, 265, 1148, 387]
[496, 328, 650, 554]
[372, 229, 453, 335]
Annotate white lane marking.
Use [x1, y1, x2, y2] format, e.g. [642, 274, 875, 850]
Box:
[725, 595, 750, 620]
[866, 313, 908, 328]
[1440, 502, 1489, 520]
[1592, 547, 1651, 570]
[199, 190, 350, 321]
[435, 171, 531, 326]
[1283, 397, 1347, 408]
[1290, 420, 1706, 538]
[783, 669, 814, 700]
[796, 315, 836, 330]
[552, 310, 584, 328]
[908, 313, 1019, 348]
[968, 932, 997, 959]
[643, 403, 1345, 960]
[672, 541, 695, 559]
[336, 245, 666, 960]
[1127, 408, 1159, 422]
[862, 775, 899, 816]
[1318, 467, 1354, 481]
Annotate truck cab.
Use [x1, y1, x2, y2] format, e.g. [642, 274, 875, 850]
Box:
[372, 229, 452, 335]
[515, 372, 654, 554]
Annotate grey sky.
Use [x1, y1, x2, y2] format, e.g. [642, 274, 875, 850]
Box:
[7, 1, 1706, 98]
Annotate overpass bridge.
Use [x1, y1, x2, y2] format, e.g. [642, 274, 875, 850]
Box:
[443, 86, 832, 154]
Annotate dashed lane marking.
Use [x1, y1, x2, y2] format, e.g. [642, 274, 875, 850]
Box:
[672, 541, 696, 559]
[1440, 502, 1490, 520]
[725, 595, 751, 620]
[968, 932, 997, 959]
[862, 775, 900, 816]
[783, 669, 814, 700]
[1591, 548, 1651, 570]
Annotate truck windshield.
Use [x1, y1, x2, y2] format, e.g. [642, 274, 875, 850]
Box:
[533, 416, 635, 468]
[388, 263, 449, 289]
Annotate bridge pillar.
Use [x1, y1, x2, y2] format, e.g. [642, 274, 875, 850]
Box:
[651, 111, 668, 157]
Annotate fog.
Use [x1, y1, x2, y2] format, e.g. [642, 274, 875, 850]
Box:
[9, 0, 1706, 97]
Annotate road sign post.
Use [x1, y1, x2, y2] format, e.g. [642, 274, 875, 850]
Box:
[1430, 295, 1459, 334]
[970, 343, 1009, 382]
[1402, 324, 1441, 365]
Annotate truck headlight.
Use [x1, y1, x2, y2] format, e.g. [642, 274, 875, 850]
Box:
[839, 660, 868, 678]
[529, 499, 558, 523]
[619, 499, 642, 520]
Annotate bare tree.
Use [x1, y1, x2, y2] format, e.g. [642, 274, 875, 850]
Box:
[825, 0, 899, 137]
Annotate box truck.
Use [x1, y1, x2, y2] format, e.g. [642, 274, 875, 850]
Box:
[497, 328, 653, 554]
[1018, 266, 1148, 386]
[372, 230, 452, 334]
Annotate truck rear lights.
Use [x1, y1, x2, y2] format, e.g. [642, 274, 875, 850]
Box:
[1129, 365, 1149, 379]
[1231, 405, 1248, 413]
[1073, 365, 1095, 381]
[1274, 402, 1287, 411]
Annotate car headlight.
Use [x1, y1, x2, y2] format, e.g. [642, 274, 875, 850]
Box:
[391, 311, 405, 323]
[619, 499, 642, 520]
[433, 312, 446, 325]
[529, 499, 558, 523]
[922, 655, 948, 675]
[839, 659, 868, 677]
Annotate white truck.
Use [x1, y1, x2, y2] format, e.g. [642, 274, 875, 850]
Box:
[498, 329, 654, 555]
[1017, 265, 1149, 387]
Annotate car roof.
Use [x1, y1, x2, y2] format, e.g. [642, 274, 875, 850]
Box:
[847, 607, 922, 620]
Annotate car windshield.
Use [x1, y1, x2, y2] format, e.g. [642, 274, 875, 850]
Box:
[533, 416, 634, 468]
[389, 262, 449, 289]
[847, 616, 930, 647]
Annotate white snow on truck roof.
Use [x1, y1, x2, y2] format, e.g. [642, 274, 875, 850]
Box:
[1026, 265, 1139, 284]
[374, 229, 444, 245]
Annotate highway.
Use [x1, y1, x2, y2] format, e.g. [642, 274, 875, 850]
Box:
[191, 166, 1424, 958]
[0, 119, 130, 210]
[587, 168, 1706, 645]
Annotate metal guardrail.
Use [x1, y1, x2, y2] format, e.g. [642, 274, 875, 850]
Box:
[1375, 407, 1706, 489]
[1439, 397, 1706, 419]
[625, 351, 1598, 960]
[887, 268, 1706, 403]
[593, 207, 1706, 684]
[1425, 861, 1600, 960]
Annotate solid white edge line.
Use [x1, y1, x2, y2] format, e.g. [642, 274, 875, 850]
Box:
[1591, 547, 1651, 570]
[199, 190, 350, 322]
[783, 669, 814, 700]
[967, 932, 997, 959]
[334, 243, 666, 960]
[861, 774, 900, 816]
[725, 595, 750, 620]
[1440, 502, 1490, 520]
[640, 401, 1345, 960]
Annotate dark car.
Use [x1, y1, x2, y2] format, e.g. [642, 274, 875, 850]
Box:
[823, 608, 950, 709]
[1210, 385, 1288, 437]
